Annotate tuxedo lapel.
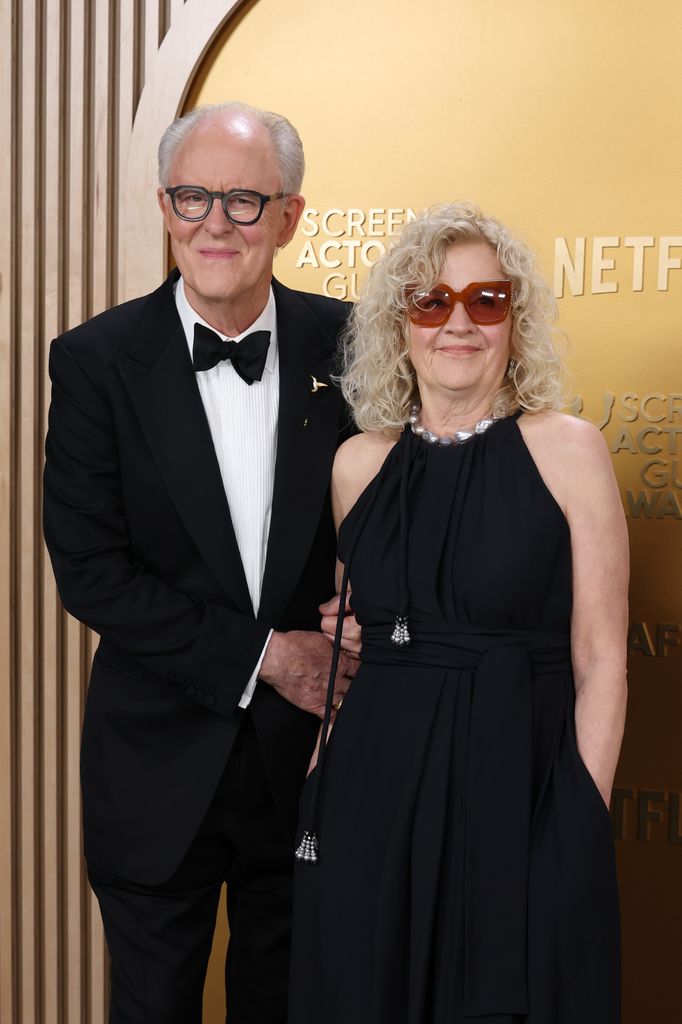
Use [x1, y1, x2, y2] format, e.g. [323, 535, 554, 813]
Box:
[258, 281, 345, 625]
[114, 274, 253, 615]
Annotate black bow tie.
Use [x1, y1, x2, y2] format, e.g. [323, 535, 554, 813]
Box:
[192, 322, 271, 384]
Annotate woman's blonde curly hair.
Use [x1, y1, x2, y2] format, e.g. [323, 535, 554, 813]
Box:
[340, 201, 565, 433]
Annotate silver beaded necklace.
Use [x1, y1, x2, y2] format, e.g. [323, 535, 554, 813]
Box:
[408, 402, 496, 446]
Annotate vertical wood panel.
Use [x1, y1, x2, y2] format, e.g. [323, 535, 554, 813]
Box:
[132, 0, 145, 116]
[144, 0, 160, 85]
[159, 0, 170, 43]
[18, 1, 39, 1019]
[41, 1, 64, 1017]
[1, 1, 239, 1019]
[0, 1, 18, 1023]
[91, 1, 109, 315]
[67, 0, 86, 330]
[117, 0, 136, 301]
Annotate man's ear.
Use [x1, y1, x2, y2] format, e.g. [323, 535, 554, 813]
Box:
[157, 188, 171, 229]
[276, 194, 306, 248]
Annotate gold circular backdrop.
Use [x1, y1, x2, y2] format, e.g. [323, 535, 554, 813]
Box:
[187, 2, 682, 1020]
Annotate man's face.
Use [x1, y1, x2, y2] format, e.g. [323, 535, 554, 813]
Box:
[157, 115, 304, 332]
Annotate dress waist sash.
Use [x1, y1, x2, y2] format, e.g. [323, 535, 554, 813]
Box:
[362, 622, 572, 1019]
[362, 621, 571, 671]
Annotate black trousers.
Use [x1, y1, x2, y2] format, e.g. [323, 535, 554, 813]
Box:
[89, 711, 295, 1024]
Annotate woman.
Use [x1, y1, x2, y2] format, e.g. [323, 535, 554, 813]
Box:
[289, 202, 628, 1024]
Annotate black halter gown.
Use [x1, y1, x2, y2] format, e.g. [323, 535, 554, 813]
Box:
[289, 414, 620, 1024]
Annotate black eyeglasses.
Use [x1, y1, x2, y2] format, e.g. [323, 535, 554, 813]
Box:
[165, 186, 287, 225]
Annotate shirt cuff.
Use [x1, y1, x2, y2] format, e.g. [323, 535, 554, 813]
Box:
[238, 628, 274, 709]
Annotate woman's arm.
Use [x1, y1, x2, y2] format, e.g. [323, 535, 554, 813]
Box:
[307, 432, 397, 773]
[520, 412, 629, 805]
[319, 431, 398, 648]
[330, 431, 397, 529]
[565, 420, 628, 804]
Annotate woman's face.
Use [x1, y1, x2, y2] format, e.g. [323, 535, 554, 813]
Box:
[407, 241, 513, 407]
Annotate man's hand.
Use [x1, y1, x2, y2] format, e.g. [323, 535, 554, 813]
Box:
[319, 592, 362, 656]
[259, 630, 356, 718]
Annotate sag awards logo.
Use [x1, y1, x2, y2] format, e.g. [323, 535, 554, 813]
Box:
[296, 207, 417, 298]
[571, 392, 682, 520]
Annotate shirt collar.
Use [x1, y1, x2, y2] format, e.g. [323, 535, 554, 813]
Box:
[175, 276, 278, 376]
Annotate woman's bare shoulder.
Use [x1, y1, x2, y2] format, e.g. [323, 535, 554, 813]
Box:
[332, 431, 399, 525]
[517, 410, 617, 514]
[519, 410, 609, 461]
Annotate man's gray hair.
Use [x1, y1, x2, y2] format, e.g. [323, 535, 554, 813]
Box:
[157, 101, 305, 193]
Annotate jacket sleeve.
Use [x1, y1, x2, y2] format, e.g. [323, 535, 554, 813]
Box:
[43, 336, 271, 719]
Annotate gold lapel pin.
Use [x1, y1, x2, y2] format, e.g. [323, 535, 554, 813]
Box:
[310, 375, 329, 394]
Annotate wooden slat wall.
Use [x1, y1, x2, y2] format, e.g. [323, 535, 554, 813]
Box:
[0, 2, 242, 1020]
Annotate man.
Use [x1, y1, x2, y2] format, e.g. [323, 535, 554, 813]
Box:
[43, 102, 357, 1023]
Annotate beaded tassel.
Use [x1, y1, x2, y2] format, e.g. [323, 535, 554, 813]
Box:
[295, 830, 319, 863]
[391, 614, 411, 646]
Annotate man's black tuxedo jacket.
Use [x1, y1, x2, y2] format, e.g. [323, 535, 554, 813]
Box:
[43, 270, 351, 886]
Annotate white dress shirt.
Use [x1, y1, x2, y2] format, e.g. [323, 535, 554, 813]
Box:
[175, 277, 277, 708]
